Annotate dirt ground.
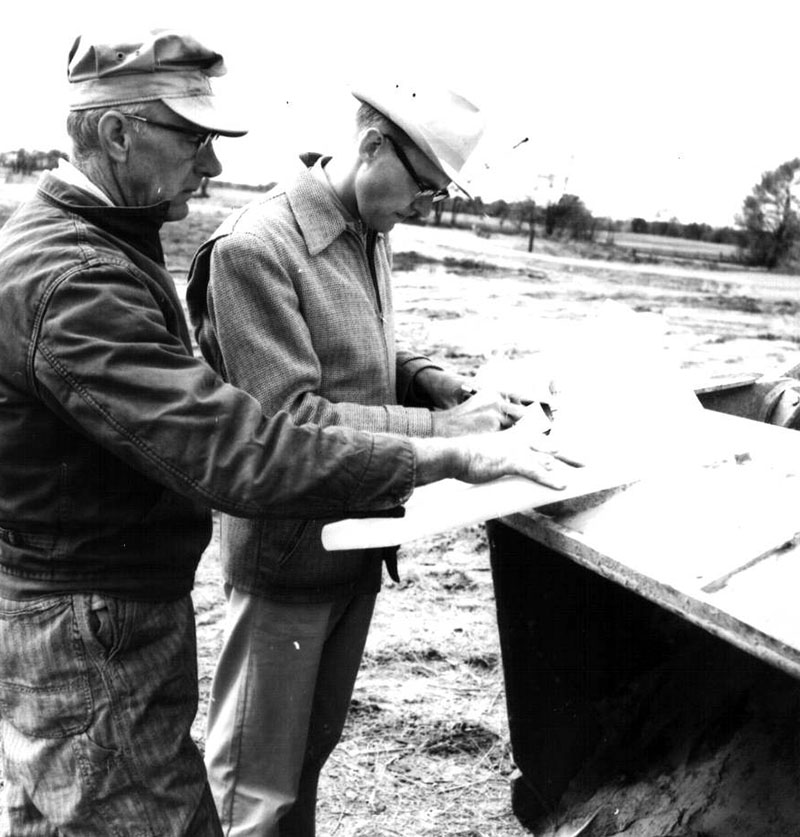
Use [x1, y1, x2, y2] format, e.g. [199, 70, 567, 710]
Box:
[5, 178, 800, 835]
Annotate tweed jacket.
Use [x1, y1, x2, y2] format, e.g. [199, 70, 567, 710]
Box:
[0, 171, 416, 601]
[187, 157, 440, 601]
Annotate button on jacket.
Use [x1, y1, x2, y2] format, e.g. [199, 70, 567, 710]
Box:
[0, 172, 415, 601]
[187, 157, 440, 601]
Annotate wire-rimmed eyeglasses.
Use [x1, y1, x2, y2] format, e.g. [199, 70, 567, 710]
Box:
[121, 114, 219, 152]
[383, 135, 450, 203]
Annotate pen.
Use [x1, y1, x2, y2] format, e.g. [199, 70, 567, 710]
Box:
[460, 385, 555, 422]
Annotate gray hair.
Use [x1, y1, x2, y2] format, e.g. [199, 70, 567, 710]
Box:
[66, 102, 152, 164]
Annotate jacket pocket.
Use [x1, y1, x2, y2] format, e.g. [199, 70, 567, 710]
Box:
[222, 516, 312, 574]
[0, 596, 92, 738]
[0, 526, 57, 552]
[222, 515, 369, 595]
[270, 519, 313, 568]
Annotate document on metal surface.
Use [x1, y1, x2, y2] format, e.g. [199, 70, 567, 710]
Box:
[322, 304, 744, 551]
[321, 416, 741, 551]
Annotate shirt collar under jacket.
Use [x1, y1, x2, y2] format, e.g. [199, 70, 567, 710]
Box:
[53, 159, 114, 205]
[288, 156, 383, 257]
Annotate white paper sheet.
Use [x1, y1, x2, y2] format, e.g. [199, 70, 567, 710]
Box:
[322, 303, 740, 551]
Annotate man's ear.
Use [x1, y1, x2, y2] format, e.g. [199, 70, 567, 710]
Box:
[357, 127, 384, 163]
[97, 111, 132, 163]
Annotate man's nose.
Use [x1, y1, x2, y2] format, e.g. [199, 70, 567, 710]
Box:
[196, 142, 223, 179]
[411, 194, 435, 218]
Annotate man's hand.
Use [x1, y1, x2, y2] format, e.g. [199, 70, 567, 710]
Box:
[454, 425, 580, 488]
[411, 368, 470, 409]
[470, 358, 562, 413]
[411, 425, 582, 490]
[431, 388, 526, 436]
[414, 368, 560, 437]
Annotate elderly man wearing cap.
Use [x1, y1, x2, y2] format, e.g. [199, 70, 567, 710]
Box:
[186, 83, 557, 835]
[0, 33, 575, 837]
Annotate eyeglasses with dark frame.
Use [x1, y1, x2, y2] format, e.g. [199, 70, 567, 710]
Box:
[121, 113, 219, 152]
[382, 135, 450, 203]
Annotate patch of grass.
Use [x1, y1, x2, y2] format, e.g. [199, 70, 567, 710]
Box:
[442, 347, 483, 361]
[406, 307, 463, 320]
[421, 721, 503, 758]
[442, 256, 500, 275]
[465, 653, 500, 671]
[393, 250, 441, 272]
[429, 569, 478, 592]
[364, 646, 449, 666]
[713, 295, 764, 313]
[318, 709, 519, 836]
[756, 332, 800, 343]
[348, 699, 384, 717]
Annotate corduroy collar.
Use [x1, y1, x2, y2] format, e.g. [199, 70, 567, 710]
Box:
[37, 170, 171, 265]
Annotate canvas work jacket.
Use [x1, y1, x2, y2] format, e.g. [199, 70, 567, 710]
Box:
[187, 156, 440, 602]
[0, 172, 416, 601]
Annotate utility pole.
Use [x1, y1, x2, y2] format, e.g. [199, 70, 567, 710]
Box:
[562, 154, 575, 197]
[527, 201, 536, 253]
[528, 174, 555, 251]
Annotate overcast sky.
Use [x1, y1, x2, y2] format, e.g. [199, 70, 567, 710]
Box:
[3, 0, 799, 226]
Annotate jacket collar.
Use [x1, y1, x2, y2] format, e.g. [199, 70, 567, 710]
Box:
[37, 170, 171, 265]
[287, 156, 382, 257]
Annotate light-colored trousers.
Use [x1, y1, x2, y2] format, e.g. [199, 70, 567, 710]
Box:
[205, 586, 377, 837]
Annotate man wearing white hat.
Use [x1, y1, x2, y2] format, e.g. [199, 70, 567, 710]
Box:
[187, 82, 548, 835]
[0, 34, 575, 837]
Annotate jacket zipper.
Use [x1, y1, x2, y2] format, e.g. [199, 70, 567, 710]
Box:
[366, 229, 386, 324]
[359, 228, 394, 390]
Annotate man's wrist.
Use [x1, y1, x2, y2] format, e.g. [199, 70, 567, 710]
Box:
[409, 437, 465, 485]
[410, 365, 444, 400]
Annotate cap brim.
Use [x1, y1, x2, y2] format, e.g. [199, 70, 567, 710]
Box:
[163, 95, 247, 137]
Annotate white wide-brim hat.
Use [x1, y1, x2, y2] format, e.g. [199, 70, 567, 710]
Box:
[352, 81, 485, 197]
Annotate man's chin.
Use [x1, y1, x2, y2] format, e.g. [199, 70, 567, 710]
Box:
[165, 202, 191, 222]
[372, 215, 399, 234]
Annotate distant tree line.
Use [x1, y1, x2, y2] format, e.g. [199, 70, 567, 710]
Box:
[629, 216, 746, 247]
[1, 148, 67, 176]
[432, 194, 596, 240]
[428, 192, 744, 252]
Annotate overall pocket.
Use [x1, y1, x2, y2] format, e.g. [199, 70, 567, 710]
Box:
[0, 596, 92, 738]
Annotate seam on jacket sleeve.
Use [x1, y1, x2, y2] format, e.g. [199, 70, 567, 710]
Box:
[347, 434, 416, 511]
